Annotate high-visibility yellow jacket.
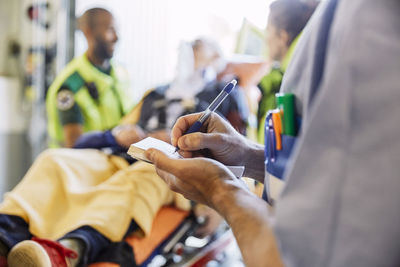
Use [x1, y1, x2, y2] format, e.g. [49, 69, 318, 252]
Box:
[46, 54, 133, 147]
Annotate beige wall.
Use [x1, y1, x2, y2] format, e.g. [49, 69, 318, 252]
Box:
[0, 0, 23, 76]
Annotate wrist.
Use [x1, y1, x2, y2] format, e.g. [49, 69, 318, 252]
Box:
[242, 140, 265, 181]
[209, 179, 243, 217]
[104, 130, 119, 147]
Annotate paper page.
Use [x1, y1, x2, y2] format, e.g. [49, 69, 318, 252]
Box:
[226, 166, 245, 179]
[128, 137, 182, 163]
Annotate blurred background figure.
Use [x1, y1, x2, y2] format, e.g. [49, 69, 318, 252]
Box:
[163, 38, 223, 129]
[46, 8, 133, 148]
[257, 0, 319, 143]
[134, 37, 249, 137]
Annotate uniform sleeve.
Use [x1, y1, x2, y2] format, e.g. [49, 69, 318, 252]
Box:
[56, 87, 83, 126]
[73, 130, 119, 149]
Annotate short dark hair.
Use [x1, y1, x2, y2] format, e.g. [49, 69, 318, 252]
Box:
[269, 0, 319, 44]
[78, 8, 112, 30]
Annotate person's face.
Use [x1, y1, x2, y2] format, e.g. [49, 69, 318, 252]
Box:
[193, 42, 219, 70]
[265, 21, 289, 62]
[91, 13, 119, 59]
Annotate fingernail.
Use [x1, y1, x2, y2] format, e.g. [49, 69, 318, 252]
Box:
[183, 137, 190, 148]
[146, 149, 154, 160]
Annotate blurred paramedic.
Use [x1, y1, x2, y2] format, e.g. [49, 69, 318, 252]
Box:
[46, 8, 132, 147]
[256, 0, 318, 143]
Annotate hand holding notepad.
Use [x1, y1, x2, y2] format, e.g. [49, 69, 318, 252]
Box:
[128, 137, 245, 179]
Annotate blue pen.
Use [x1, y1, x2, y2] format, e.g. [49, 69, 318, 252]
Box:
[175, 79, 237, 151]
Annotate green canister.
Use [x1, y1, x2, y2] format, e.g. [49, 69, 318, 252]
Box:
[276, 93, 296, 136]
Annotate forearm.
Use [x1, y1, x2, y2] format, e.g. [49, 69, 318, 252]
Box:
[74, 130, 120, 149]
[211, 182, 284, 267]
[242, 139, 266, 182]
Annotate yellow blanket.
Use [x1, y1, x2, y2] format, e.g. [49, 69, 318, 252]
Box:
[0, 149, 189, 242]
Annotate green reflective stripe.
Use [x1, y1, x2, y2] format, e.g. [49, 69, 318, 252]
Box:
[62, 72, 85, 93]
[46, 54, 132, 147]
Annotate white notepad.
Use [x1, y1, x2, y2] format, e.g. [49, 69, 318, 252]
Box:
[127, 137, 245, 178]
[127, 137, 182, 163]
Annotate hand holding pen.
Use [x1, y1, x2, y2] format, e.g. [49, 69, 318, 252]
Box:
[175, 79, 237, 152]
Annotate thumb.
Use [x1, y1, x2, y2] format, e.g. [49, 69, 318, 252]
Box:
[145, 148, 183, 176]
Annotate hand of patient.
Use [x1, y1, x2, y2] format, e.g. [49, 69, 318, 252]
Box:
[112, 124, 146, 148]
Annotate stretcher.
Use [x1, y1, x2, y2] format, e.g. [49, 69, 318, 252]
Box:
[88, 206, 238, 267]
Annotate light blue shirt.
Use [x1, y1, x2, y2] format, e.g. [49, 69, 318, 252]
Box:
[274, 0, 400, 266]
